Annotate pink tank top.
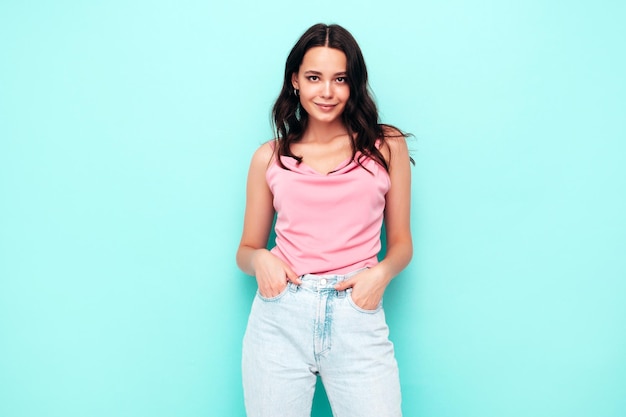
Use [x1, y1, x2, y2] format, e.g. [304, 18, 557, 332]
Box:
[267, 144, 390, 276]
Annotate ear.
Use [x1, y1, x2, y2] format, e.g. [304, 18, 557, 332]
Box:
[291, 72, 299, 90]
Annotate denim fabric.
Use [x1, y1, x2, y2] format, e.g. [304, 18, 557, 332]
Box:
[242, 270, 402, 417]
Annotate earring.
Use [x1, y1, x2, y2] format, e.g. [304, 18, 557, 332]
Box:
[293, 88, 299, 96]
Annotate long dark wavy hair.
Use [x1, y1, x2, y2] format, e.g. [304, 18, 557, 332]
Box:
[272, 23, 410, 172]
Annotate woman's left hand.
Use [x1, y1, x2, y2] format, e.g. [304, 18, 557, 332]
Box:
[333, 267, 390, 310]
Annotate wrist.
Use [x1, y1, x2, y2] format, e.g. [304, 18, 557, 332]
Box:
[251, 248, 270, 271]
[373, 261, 395, 284]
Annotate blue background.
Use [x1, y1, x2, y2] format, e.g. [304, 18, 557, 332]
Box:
[1, 1, 625, 416]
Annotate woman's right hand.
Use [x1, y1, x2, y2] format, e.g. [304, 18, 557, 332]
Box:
[252, 249, 300, 298]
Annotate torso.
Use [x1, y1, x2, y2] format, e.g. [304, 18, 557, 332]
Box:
[266, 138, 391, 276]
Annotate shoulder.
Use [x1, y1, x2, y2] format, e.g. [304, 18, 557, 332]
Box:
[249, 140, 276, 171]
[381, 124, 404, 138]
[379, 125, 410, 166]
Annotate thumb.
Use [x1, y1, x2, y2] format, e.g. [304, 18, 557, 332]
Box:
[285, 265, 301, 284]
[334, 278, 354, 291]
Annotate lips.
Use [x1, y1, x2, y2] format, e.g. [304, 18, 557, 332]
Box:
[315, 103, 337, 111]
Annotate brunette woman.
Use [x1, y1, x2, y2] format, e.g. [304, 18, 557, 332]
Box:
[237, 23, 413, 417]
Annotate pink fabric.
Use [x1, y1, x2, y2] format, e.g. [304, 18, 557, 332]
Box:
[267, 145, 390, 276]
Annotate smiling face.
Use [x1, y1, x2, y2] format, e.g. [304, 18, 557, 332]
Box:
[291, 46, 350, 127]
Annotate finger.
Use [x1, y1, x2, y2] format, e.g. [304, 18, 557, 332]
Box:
[285, 266, 301, 285]
[334, 278, 354, 291]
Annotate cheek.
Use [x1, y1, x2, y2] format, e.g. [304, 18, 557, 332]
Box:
[339, 85, 350, 99]
[299, 85, 316, 98]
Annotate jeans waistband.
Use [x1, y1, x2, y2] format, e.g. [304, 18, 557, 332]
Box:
[298, 268, 367, 292]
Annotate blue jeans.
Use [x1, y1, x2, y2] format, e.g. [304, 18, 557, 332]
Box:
[242, 270, 402, 417]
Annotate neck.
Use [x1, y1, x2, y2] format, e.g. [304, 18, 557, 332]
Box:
[302, 119, 348, 144]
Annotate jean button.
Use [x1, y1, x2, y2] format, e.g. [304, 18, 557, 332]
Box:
[320, 278, 327, 286]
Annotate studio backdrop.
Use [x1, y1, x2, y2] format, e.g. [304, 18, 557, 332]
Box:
[1, 1, 624, 416]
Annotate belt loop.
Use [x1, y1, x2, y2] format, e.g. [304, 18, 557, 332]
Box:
[288, 282, 298, 293]
[336, 277, 346, 298]
[335, 273, 345, 298]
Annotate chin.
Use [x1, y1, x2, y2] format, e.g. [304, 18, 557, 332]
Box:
[311, 116, 342, 124]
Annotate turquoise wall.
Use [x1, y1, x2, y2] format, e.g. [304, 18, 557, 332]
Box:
[1, 1, 624, 416]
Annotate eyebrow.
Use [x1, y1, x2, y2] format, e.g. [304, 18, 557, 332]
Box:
[303, 70, 347, 77]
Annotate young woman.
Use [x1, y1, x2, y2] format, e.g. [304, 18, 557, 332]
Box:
[236, 23, 413, 417]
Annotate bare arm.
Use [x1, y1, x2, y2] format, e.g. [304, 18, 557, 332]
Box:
[376, 130, 414, 281]
[236, 142, 300, 297]
[335, 130, 413, 308]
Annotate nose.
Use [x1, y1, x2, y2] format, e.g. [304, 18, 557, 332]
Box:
[320, 81, 333, 98]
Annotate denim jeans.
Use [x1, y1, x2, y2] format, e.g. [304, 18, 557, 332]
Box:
[242, 270, 402, 417]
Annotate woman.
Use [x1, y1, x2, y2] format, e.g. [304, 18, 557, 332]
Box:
[236, 23, 413, 417]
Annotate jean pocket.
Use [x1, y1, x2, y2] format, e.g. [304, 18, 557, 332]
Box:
[257, 283, 290, 302]
[346, 290, 383, 314]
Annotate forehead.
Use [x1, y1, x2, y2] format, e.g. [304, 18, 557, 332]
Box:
[299, 46, 347, 71]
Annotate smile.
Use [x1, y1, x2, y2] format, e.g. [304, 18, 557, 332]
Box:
[314, 103, 337, 111]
